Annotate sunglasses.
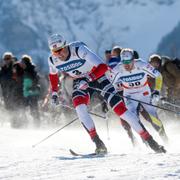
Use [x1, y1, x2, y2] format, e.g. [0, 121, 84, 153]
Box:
[122, 59, 133, 64]
[52, 47, 64, 56]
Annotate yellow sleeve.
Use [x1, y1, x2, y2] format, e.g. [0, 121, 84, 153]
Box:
[154, 74, 163, 91]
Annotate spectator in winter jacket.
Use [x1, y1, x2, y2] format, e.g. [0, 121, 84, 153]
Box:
[0, 52, 15, 110]
[21, 54, 41, 127]
[8, 62, 27, 128]
[161, 56, 180, 101]
[12, 62, 25, 108]
[149, 54, 180, 103]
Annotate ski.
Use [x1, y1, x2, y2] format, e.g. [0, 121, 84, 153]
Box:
[69, 149, 106, 157]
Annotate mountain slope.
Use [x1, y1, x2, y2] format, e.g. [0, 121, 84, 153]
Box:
[157, 22, 180, 57]
[0, 0, 180, 70]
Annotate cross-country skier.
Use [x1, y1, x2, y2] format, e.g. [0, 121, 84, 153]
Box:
[47, 34, 166, 154]
[106, 48, 150, 146]
[112, 48, 168, 143]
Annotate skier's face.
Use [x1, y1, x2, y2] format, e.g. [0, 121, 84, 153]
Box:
[52, 46, 69, 61]
[149, 61, 160, 69]
[4, 56, 13, 66]
[123, 60, 134, 72]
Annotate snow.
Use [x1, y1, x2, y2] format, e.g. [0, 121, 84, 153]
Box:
[1, 115, 180, 180]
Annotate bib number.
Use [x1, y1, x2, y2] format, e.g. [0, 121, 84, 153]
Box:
[129, 81, 141, 87]
[72, 70, 82, 75]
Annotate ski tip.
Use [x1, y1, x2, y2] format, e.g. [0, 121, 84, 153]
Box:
[69, 149, 107, 157]
[69, 149, 79, 156]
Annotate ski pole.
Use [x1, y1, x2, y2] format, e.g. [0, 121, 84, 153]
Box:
[57, 102, 106, 119]
[32, 117, 78, 148]
[105, 113, 110, 140]
[89, 86, 180, 115]
[161, 100, 180, 109]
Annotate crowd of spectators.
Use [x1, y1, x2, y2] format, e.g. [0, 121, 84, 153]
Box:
[0, 47, 179, 129]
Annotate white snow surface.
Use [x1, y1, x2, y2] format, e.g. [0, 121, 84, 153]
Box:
[1, 116, 180, 180]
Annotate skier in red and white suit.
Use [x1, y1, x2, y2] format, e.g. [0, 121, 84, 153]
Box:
[48, 34, 166, 154]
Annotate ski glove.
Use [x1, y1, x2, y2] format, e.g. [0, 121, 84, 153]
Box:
[151, 90, 160, 105]
[78, 80, 89, 90]
[51, 91, 59, 106]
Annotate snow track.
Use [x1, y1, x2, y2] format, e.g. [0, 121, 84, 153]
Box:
[0, 120, 180, 180]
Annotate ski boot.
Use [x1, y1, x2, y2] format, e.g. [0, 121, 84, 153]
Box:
[93, 135, 107, 155]
[146, 136, 166, 153]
